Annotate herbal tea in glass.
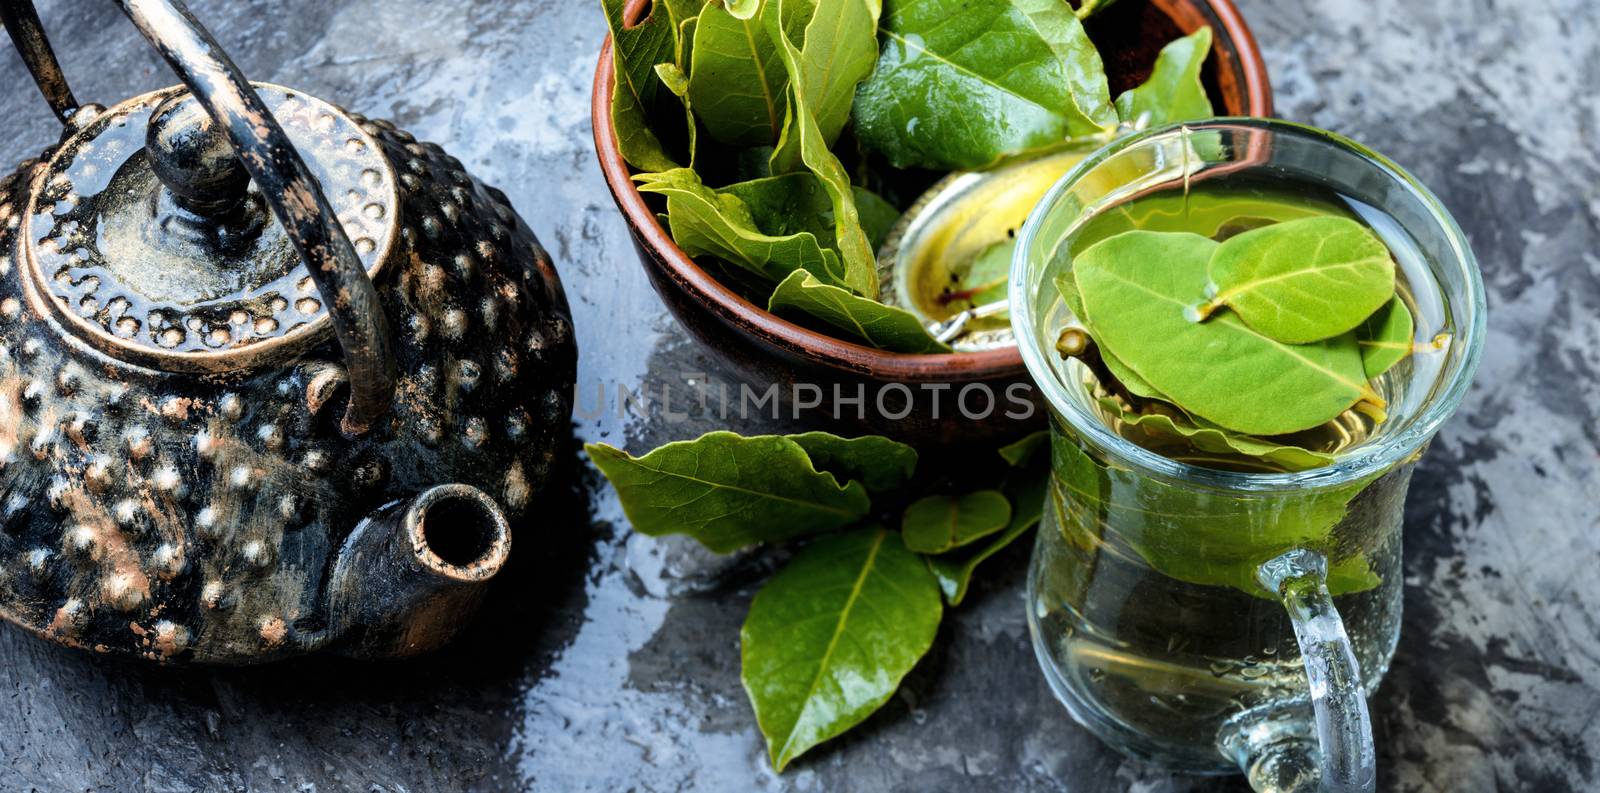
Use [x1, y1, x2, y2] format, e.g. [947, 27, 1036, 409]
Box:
[1011, 120, 1484, 792]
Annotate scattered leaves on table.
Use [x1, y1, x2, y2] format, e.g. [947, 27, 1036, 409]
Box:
[901, 490, 1012, 553]
[789, 431, 918, 493]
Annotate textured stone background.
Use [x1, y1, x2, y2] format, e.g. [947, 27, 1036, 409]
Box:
[0, 0, 1595, 790]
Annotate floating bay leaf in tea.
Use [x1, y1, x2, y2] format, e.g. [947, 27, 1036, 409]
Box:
[769, 271, 951, 353]
[901, 490, 1012, 553]
[852, 0, 1116, 170]
[1357, 295, 1415, 378]
[1075, 230, 1375, 435]
[586, 432, 870, 553]
[1113, 26, 1214, 126]
[1200, 216, 1396, 344]
[789, 431, 918, 493]
[1096, 398, 1335, 472]
[742, 527, 942, 770]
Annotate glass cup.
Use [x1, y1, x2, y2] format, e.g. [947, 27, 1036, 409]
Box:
[1010, 119, 1485, 792]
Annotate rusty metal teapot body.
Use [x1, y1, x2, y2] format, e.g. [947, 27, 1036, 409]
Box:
[0, 0, 576, 663]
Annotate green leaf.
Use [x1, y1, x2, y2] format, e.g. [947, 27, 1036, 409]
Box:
[687, 1, 804, 146]
[946, 238, 1014, 312]
[1076, 230, 1376, 435]
[768, 270, 952, 353]
[1357, 295, 1415, 378]
[602, 0, 681, 171]
[636, 168, 848, 287]
[1114, 27, 1215, 126]
[1068, 189, 1332, 253]
[763, 0, 880, 297]
[1201, 216, 1396, 344]
[742, 527, 943, 771]
[998, 430, 1049, 467]
[789, 431, 918, 492]
[1096, 398, 1335, 472]
[852, 0, 1117, 170]
[1046, 431, 1377, 597]
[901, 490, 1011, 553]
[781, 0, 883, 148]
[1072, 0, 1118, 18]
[716, 175, 900, 255]
[927, 470, 1045, 605]
[585, 432, 870, 553]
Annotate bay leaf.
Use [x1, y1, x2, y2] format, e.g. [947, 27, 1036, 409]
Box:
[763, 0, 880, 297]
[789, 431, 918, 493]
[1075, 230, 1376, 435]
[1357, 295, 1414, 378]
[687, 0, 806, 146]
[998, 430, 1049, 467]
[585, 431, 870, 553]
[901, 490, 1012, 553]
[927, 470, 1046, 605]
[718, 174, 901, 252]
[1097, 397, 1335, 472]
[1114, 27, 1214, 126]
[782, 0, 882, 148]
[768, 270, 952, 353]
[1046, 430, 1378, 597]
[852, 0, 1117, 170]
[635, 168, 848, 288]
[1201, 216, 1396, 344]
[602, 0, 680, 171]
[1072, 0, 1118, 18]
[742, 526, 942, 771]
[1069, 189, 1333, 253]
[946, 238, 1014, 312]
[1052, 269, 1165, 399]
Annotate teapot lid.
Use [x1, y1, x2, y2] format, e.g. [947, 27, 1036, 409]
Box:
[20, 85, 398, 370]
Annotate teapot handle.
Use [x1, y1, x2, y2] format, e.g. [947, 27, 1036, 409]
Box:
[1, 0, 397, 435]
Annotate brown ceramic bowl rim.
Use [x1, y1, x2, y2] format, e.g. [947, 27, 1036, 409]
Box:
[593, 0, 1274, 382]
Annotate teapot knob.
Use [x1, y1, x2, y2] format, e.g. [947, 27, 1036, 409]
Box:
[146, 93, 250, 215]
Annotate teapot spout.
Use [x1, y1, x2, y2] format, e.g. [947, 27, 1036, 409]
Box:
[327, 484, 511, 658]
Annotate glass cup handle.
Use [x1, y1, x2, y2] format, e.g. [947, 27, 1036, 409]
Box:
[1233, 549, 1377, 793]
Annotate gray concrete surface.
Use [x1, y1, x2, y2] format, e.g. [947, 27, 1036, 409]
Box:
[0, 0, 1595, 790]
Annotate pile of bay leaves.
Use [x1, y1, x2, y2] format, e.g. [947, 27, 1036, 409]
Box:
[602, 0, 1217, 352]
[1062, 215, 1415, 469]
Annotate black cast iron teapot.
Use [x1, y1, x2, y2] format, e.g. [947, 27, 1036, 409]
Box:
[0, 0, 576, 663]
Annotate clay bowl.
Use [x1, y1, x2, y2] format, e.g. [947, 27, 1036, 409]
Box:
[594, 0, 1273, 446]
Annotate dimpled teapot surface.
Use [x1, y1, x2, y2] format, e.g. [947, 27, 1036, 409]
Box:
[0, 0, 576, 663]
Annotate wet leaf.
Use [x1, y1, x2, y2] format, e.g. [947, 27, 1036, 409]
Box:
[768, 270, 951, 353]
[927, 470, 1045, 605]
[1097, 398, 1335, 472]
[1201, 216, 1396, 344]
[718, 174, 901, 253]
[585, 432, 870, 553]
[852, 0, 1117, 170]
[763, 0, 880, 297]
[780, 0, 883, 148]
[1114, 27, 1214, 126]
[603, 0, 680, 171]
[1075, 230, 1374, 435]
[636, 168, 848, 288]
[742, 527, 942, 771]
[789, 431, 918, 493]
[687, 0, 806, 146]
[901, 490, 1011, 553]
[654, 62, 698, 165]
[1357, 295, 1414, 378]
